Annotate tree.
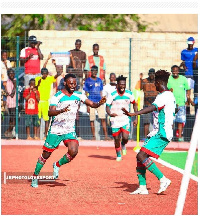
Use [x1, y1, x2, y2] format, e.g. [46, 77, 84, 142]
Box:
[1, 14, 151, 37]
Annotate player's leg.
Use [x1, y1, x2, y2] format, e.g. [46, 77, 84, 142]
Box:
[31, 150, 52, 188]
[31, 133, 61, 187]
[130, 156, 148, 195]
[53, 133, 79, 179]
[138, 136, 171, 194]
[112, 128, 122, 161]
[121, 124, 130, 155]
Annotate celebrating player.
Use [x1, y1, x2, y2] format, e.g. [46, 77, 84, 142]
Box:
[31, 73, 106, 188]
[122, 70, 176, 194]
[106, 75, 138, 161]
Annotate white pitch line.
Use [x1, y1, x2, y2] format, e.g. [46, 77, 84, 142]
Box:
[151, 157, 198, 182]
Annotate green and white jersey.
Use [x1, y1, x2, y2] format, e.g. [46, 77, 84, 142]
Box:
[152, 91, 176, 141]
[106, 89, 136, 128]
[49, 90, 87, 135]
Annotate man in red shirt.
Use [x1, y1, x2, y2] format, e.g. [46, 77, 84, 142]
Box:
[20, 35, 43, 87]
[23, 78, 40, 139]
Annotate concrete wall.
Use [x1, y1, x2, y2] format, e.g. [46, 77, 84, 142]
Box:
[29, 30, 198, 89]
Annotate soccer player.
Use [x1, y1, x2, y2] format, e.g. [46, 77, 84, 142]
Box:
[122, 70, 176, 194]
[31, 73, 106, 188]
[106, 75, 138, 161]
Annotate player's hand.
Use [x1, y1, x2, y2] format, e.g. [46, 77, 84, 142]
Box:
[61, 105, 70, 113]
[99, 96, 106, 105]
[122, 107, 135, 117]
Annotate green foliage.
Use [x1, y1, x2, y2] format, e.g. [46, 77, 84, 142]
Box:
[1, 14, 151, 37]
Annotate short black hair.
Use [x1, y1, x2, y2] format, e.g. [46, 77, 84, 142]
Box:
[7, 68, 15, 75]
[116, 75, 127, 83]
[41, 67, 48, 74]
[29, 78, 35, 84]
[155, 70, 170, 83]
[171, 65, 179, 71]
[75, 39, 81, 44]
[91, 65, 98, 71]
[64, 73, 76, 81]
[93, 43, 99, 48]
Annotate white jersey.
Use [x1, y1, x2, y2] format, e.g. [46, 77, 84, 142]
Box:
[103, 83, 116, 98]
[106, 89, 136, 128]
[49, 90, 87, 135]
[152, 91, 176, 141]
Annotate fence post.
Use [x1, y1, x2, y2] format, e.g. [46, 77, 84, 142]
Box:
[15, 36, 20, 140]
[129, 38, 132, 90]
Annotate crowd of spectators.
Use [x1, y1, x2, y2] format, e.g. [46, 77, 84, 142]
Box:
[1, 35, 198, 141]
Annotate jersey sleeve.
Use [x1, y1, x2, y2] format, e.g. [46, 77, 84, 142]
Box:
[80, 93, 87, 103]
[49, 95, 59, 106]
[152, 93, 164, 112]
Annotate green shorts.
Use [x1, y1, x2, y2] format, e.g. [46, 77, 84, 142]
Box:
[43, 132, 78, 152]
[112, 123, 130, 137]
[25, 114, 40, 127]
[140, 133, 169, 159]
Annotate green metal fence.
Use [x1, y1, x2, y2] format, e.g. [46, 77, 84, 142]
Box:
[1, 35, 198, 141]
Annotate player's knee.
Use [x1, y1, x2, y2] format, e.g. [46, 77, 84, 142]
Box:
[42, 150, 52, 159]
[68, 147, 78, 158]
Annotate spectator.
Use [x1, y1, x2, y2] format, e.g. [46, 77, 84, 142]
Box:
[69, 39, 87, 90]
[103, 72, 117, 98]
[84, 43, 106, 83]
[43, 53, 65, 96]
[83, 65, 110, 140]
[23, 78, 40, 140]
[140, 68, 158, 140]
[20, 35, 43, 87]
[4, 68, 19, 138]
[1, 50, 12, 90]
[35, 67, 61, 139]
[1, 81, 7, 122]
[167, 65, 191, 142]
[180, 36, 198, 89]
[193, 52, 198, 114]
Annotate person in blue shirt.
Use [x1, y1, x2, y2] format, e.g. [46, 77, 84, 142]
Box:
[83, 65, 110, 140]
[180, 36, 198, 89]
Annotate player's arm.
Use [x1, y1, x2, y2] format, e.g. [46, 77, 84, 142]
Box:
[122, 105, 156, 117]
[48, 105, 70, 117]
[85, 96, 106, 108]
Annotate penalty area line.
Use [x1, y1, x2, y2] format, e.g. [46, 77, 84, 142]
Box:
[151, 157, 198, 182]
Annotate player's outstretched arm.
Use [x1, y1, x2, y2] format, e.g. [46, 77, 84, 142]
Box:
[48, 105, 70, 117]
[122, 105, 156, 117]
[85, 96, 106, 108]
